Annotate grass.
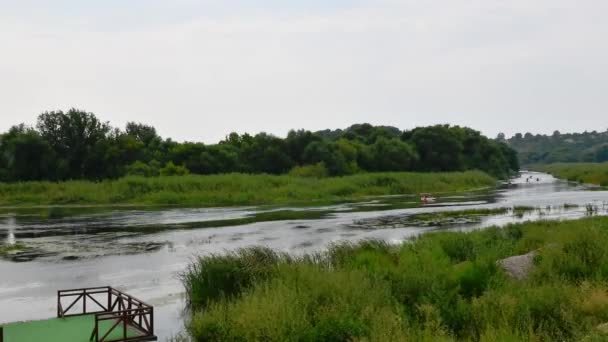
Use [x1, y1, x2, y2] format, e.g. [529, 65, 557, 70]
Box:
[407, 208, 509, 225]
[182, 217, 608, 341]
[533, 162, 608, 187]
[0, 243, 25, 257]
[0, 171, 496, 207]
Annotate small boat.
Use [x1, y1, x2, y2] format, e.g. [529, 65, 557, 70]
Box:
[420, 193, 436, 203]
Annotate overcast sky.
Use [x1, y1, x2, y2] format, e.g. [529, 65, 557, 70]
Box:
[1, 0, 607, 143]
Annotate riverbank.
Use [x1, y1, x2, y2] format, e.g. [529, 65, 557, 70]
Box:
[532, 162, 608, 187]
[0, 171, 495, 207]
[183, 216, 608, 341]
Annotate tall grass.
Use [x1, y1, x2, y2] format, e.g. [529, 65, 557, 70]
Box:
[534, 162, 608, 186]
[0, 171, 495, 207]
[183, 217, 608, 341]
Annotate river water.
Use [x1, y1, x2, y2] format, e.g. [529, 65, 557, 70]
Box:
[2, 171, 608, 340]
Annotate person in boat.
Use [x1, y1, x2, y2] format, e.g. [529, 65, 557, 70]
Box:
[420, 193, 435, 203]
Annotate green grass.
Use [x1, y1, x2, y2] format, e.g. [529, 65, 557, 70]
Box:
[2, 314, 143, 342]
[533, 162, 608, 187]
[407, 208, 509, 224]
[0, 243, 25, 257]
[0, 171, 496, 207]
[182, 217, 608, 341]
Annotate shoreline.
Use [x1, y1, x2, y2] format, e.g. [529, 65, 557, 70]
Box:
[0, 171, 497, 208]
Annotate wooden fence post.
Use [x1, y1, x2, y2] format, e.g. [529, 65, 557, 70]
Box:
[1, 326, 4, 342]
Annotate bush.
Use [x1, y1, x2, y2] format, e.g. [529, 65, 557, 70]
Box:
[288, 162, 329, 178]
[183, 217, 608, 341]
[125, 160, 160, 177]
[182, 247, 291, 310]
[188, 265, 407, 341]
[439, 235, 476, 263]
[160, 162, 190, 176]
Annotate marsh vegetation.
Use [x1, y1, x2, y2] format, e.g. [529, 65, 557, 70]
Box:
[534, 162, 608, 187]
[182, 217, 608, 341]
[0, 171, 496, 207]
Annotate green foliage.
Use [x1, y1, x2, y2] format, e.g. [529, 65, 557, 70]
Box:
[183, 217, 608, 341]
[0, 125, 56, 181]
[0, 171, 496, 207]
[534, 162, 608, 187]
[125, 160, 160, 177]
[370, 137, 418, 171]
[182, 247, 291, 309]
[0, 243, 25, 256]
[506, 130, 608, 165]
[288, 162, 329, 178]
[0, 110, 518, 181]
[188, 264, 407, 342]
[159, 162, 190, 176]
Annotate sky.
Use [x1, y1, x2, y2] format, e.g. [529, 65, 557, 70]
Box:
[1, 0, 607, 143]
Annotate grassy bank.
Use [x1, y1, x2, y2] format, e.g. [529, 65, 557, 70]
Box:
[0, 243, 24, 257]
[183, 217, 608, 341]
[533, 162, 608, 186]
[0, 171, 495, 207]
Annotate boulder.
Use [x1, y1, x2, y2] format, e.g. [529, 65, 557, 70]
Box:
[497, 251, 537, 280]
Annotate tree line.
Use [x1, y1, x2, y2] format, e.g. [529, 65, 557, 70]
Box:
[501, 130, 608, 165]
[0, 109, 519, 182]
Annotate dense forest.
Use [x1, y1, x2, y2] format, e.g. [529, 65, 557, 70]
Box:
[0, 109, 518, 182]
[502, 130, 608, 165]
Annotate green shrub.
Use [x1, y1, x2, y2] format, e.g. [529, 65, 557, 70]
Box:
[182, 247, 291, 310]
[160, 162, 190, 176]
[189, 265, 407, 341]
[183, 217, 608, 341]
[288, 162, 329, 178]
[439, 234, 476, 263]
[125, 160, 160, 177]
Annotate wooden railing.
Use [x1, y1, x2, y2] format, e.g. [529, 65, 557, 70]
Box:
[58, 286, 113, 318]
[58, 286, 156, 342]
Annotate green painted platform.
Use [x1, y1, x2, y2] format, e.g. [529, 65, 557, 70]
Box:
[2, 315, 143, 342]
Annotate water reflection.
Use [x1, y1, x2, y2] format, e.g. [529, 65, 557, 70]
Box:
[3, 217, 16, 245]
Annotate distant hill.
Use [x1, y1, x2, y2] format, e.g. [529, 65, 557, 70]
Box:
[502, 130, 608, 165]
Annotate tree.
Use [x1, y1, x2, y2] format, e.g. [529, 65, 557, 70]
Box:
[240, 133, 293, 174]
[0, 111, 520, 181]
[370, 137, 417, 171]
[169, 143, 206, 174]
[36, 109, 111, 179]
[407, 125, 464, 172]
[0, 125, 56, 181]
[285, 130, 322, 164]
[160, 162, 190, 176]
[302, 141, 350, 176]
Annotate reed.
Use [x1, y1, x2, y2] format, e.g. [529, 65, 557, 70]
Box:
[0, 171, 496, 207]
[183, 217, 608, 341]
[534, 162, 608, 186]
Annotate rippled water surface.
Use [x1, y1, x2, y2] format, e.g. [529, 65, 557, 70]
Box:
[2, 171, 608, 339]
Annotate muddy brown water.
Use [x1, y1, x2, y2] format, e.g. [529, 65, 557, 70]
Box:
[2, 171, 608, 340]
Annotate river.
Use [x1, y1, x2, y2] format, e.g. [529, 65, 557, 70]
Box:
[2, 171, 608, 340]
